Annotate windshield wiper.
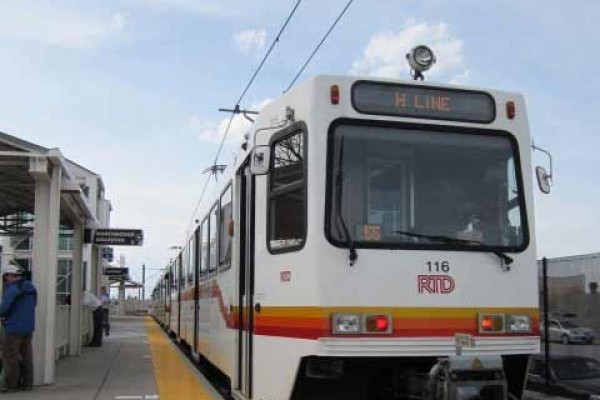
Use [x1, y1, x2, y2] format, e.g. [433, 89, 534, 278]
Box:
[393, 230, 514, 269]
[335, 137, 357, 266]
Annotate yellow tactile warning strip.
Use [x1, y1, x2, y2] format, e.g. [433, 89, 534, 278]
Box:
[146, 318, 214, 400]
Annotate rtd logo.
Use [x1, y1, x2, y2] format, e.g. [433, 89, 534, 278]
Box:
[417, 275, 456, 294]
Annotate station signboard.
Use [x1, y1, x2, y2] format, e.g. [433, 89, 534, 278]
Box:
[93, 229, 143, 246]
[104, 267, 129, 276]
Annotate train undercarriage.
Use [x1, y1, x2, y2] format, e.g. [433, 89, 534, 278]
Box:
[291, 355, 529, 400]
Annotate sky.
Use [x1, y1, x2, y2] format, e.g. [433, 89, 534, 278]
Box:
[0, 0, 598, 294]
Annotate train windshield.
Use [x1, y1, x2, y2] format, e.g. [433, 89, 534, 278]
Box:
[327, 122, 527, 251]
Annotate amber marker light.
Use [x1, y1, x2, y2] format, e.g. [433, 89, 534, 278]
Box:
[330, 85, 340, 105]
[506, 100, 516, 119]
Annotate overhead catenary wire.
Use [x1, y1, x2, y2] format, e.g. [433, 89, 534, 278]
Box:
[185, 0, 304, 237]
[213, 0, 303, 168]
[284, 0, 355, 94]
[234, 0, 303, 107]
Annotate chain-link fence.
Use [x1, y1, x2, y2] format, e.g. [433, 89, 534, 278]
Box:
[526, 253, 600, 399]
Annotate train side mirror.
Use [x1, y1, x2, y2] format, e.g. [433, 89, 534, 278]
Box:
[536, 166, 551, 194]
[249, 145, 270, 175]
[532, 143, 553, 194]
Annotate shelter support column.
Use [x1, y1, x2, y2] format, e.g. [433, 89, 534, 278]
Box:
[119, 280, 126, 315]
[69, 222, 84, 356]
[31, 163, 61, 385]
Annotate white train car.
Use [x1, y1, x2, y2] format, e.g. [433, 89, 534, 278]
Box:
[153, 71, 545, 400]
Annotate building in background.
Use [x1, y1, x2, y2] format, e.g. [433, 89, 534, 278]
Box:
[539, 252, 600, 331]
[0, 131, 113, 385]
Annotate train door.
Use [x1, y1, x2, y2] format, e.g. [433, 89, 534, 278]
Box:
[193, 227, 200, 354]
[177, 256, 182, 337]
[166, 271, 171, 327]
[236, 163, 255, 398]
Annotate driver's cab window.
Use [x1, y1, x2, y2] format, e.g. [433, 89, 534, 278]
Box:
[505, 157, 522, 246]
[268, 129, 306, 253]
[364, 159, 413, 239]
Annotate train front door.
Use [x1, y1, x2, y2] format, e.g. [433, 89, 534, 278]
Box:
[236, 164, 255, 398]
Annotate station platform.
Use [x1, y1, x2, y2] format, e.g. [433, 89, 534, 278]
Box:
[2, 316, 223, 400]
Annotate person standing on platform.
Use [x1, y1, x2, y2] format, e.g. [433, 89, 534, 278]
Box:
[99, 286, 110, 336]
[0, 262, 37, 393]
[82, 290, 103, 347]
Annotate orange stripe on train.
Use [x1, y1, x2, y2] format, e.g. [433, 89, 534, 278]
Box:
[174, 279, 539, 340]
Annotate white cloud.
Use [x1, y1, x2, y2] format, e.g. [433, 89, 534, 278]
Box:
[0, 3, 127, 49]
[351, 20, 468, 84]
[111, 13, 128, 31]
[120, 0, 227, 16]
[233, 28, 267, 54]
[188, 98, 273, 147]
[450, 69, 470, 85]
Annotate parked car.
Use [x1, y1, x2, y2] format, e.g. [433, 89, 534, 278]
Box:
[527, 355, 600, 399]
[540, 318, 595, 345]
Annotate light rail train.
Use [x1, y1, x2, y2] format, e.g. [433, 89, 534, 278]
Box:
[152, 62, 546, 399]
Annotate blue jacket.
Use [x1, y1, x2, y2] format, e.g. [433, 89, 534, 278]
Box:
[0, 279, 37, 335]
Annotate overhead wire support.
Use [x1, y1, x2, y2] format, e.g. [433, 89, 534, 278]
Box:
[218, 106, 259, 123]
[211, 0, 303, 169]
[284, 0, 355, 94]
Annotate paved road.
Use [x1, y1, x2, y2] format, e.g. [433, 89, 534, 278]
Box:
[545, 341, 600, 359]
[523, 342, 600, 400]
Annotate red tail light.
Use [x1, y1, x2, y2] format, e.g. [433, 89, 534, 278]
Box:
[366, 315, 391, 333]
[481, 316, 494, 330]
[479, 314, 505, 333]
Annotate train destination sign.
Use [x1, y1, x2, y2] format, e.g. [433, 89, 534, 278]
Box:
[352, 82, 496, 123]
[94, 229, 144, 246]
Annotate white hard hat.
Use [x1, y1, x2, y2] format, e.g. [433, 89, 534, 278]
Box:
[1, 263, 23, 276]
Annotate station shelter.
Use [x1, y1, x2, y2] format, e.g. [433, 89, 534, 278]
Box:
[0, 131, 112, 385]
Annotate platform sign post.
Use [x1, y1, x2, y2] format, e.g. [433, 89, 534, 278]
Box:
[93, 229, 143, 246]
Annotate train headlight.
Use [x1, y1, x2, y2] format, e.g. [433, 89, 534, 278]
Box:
[331, 314, 361, 334]
[507, 315, 532, 333]
[406, 45, 436, 72]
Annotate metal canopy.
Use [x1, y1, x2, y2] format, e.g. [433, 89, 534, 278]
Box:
[0, 131, 99, 234]
[0, 140, 36, 219]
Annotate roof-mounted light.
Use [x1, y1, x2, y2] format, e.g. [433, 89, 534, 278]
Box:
[406, 45, 436, 81]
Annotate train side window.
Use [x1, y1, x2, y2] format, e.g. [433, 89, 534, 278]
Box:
[188, 236, 194, 284]
[209, 203, 219, 273]
[200, 218, 208, 278]
[219, 184, 233, 270]
[182, 248, 188, 287]
[171, 265, 176, 290]
[175, 258, 180, 289]
[268, 129, 306, 253]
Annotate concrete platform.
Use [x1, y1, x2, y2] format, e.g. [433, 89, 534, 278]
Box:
[2, 316, 223, 400]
